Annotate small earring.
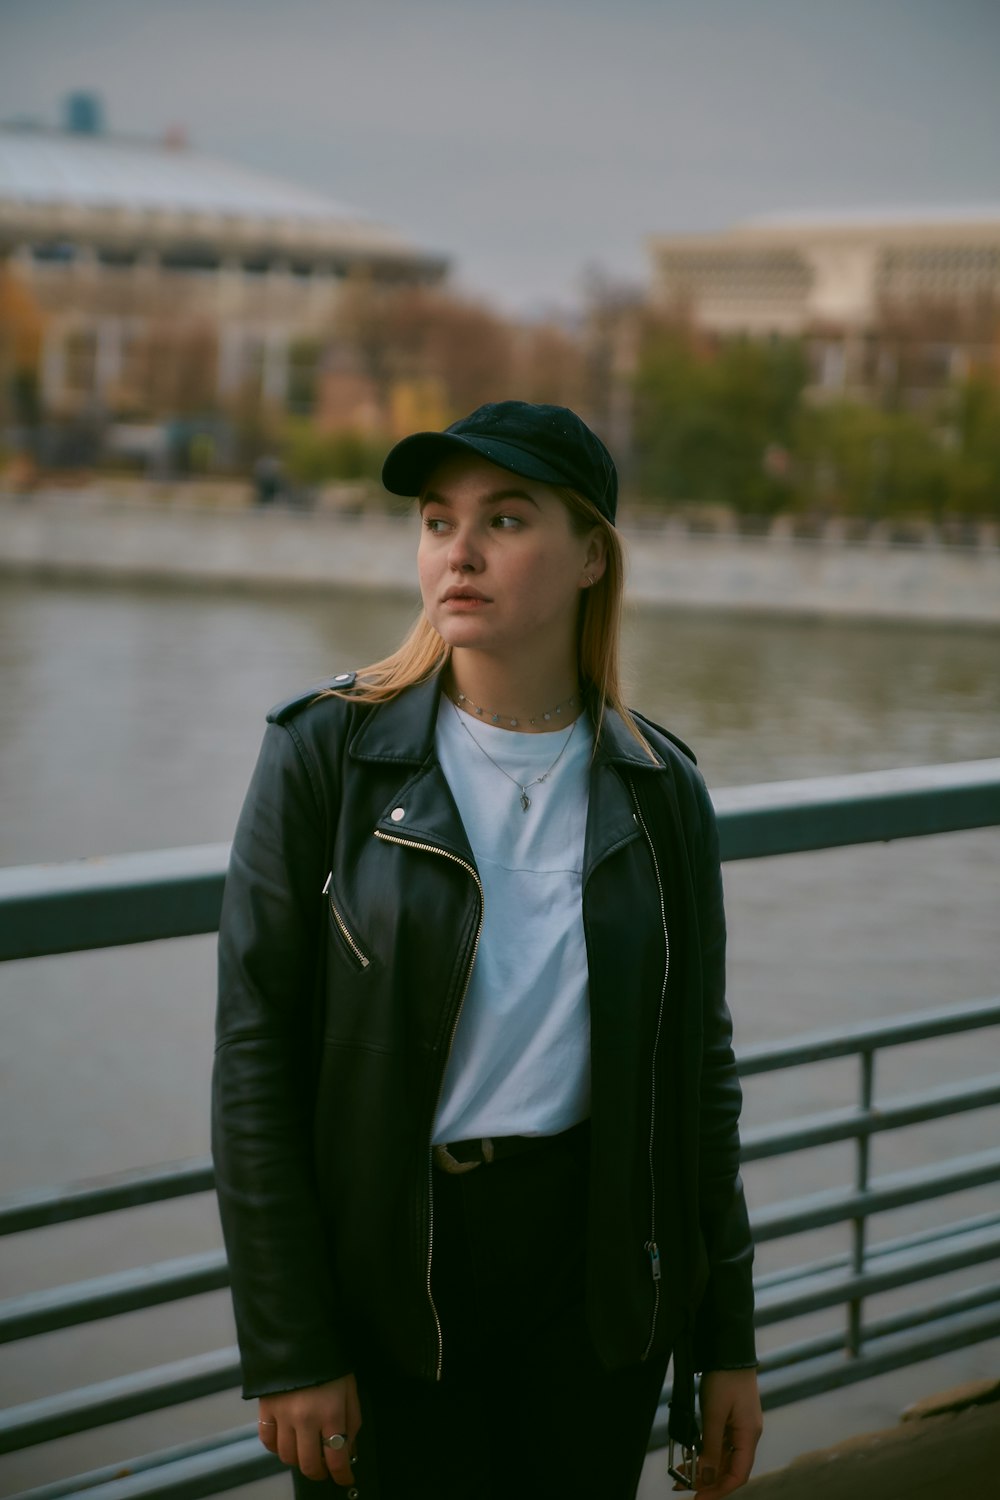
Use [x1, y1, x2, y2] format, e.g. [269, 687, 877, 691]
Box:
[583, 573, 595, 587]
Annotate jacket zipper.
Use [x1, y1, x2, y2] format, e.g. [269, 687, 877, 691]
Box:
[630, 786, 670, 1359]
[373, 829, 484, 1381]
[322, 872, 370, 969]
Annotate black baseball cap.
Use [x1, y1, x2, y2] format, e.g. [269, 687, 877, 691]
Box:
[381, 400, 618, 523]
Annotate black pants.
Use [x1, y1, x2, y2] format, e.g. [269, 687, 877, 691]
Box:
[293, 1123, 669, 1500]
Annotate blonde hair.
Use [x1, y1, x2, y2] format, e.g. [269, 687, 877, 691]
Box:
[321, 487, 655, 758]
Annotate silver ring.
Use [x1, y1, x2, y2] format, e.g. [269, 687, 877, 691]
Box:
[258, 1419, 276, 1427]
[322, 1433, 348, 1451]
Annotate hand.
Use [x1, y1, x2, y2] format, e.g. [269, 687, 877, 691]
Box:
[692, 1368, 763, 1497]
[257, 1374, 361, 1485]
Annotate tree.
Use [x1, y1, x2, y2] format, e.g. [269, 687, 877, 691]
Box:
[632, 319, 808, 512]
[946, 375, 1000, 518]
[331, 280, 516, 424]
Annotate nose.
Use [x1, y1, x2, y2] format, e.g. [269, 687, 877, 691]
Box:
[447, 522, 484, 573]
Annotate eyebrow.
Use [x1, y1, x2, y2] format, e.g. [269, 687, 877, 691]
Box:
[419, 487, 541, 512]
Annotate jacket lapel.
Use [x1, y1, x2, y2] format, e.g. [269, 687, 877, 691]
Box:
[348, 675, 669, 876]
[350, 677, 477, 864]
[584, 705, 668, 884]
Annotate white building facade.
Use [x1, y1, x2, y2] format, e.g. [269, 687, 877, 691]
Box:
[0, 121, 447, 421]
[648, 210, 1000, 399]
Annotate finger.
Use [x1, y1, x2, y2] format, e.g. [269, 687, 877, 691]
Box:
[276, 1423, 299, 1472]
[697, 1421, 724, 1490]
[697, 1475, 745, 1498]
[722, 1428, 756, 1486]
[256, 1417, 279, 1454]
[320, 1429, 355, 1485]
[698, 1433, 757, 1497]
[293, 1427, 329, 1485]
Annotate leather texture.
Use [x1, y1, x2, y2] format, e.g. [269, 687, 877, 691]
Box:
[211, 672, 756, 1439]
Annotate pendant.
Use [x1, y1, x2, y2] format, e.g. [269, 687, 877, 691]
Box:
[520, 790, 531, 812]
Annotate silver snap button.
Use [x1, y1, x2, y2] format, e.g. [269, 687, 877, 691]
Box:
[390, 807, 405, 822]
[334, 673, 351, 682]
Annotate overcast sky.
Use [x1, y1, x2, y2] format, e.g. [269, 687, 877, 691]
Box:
[2, 0, 999, 314]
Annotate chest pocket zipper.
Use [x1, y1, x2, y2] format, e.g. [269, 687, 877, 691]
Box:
[322, 872, 370, 970]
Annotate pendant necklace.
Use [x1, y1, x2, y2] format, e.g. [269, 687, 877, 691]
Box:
[450, 698, 579, 812]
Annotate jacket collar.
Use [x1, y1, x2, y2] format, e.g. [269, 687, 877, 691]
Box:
[349, 671, 667, 773]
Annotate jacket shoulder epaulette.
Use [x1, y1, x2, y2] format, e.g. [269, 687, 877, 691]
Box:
[631, 709, 697, 766]
[267, 672, 358, 725]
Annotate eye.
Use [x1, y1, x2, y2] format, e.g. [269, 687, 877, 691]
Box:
[491, 513, 523, 530]
[422, 514, 450, 534]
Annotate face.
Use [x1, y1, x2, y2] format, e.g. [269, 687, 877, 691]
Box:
[417, 453, 606, 667]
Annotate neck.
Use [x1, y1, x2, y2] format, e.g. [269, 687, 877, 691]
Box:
[446, 652, 580, 732]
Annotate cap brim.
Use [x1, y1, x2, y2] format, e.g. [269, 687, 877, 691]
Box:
[381, 431, 568, 497]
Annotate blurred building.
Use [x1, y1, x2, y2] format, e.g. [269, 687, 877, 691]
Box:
[0, 106, 447, 433]
[648, 210, 1000, 400]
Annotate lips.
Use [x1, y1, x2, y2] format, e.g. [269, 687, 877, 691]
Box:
[442, 587, 491, 603]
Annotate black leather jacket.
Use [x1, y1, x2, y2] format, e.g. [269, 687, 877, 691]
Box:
[212, 672, 756, 1446]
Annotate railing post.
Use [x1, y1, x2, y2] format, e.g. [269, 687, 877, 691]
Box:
[848, 1048, 876, 1357]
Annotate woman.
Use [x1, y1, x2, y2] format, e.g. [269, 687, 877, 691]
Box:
[213, 401, 761, 1500]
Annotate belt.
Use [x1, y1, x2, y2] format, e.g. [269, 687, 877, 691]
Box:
[432, 1121, 588, 1176]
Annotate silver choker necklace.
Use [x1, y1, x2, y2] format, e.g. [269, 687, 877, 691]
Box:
[453, 689, 579, 729]
[450, 699, 580, 812]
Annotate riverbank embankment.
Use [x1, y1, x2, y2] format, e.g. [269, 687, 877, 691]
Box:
[2, 490, 999, 625]
[741, 1379, 1000, 1500]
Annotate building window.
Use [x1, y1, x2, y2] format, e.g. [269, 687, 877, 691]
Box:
[98, 247, 138, 268]
[161, 247, 221, 273]
[286, 339, 322, 415]
[64, 328, 98, 396]
[33, 242, 76, 263]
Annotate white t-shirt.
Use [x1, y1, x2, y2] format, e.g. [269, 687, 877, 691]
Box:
[431, 696, 593, 1144]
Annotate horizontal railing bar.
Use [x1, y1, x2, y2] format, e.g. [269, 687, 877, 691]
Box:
[756, 1281, 1000, 1374]
[750, 1147, 1000, 1241]
[11, 1426, 256, 1500]
[16, 1305, 1000, 1485]
[754, 1227, 1000, 1324]
[754, 1308, 1000, 1414]
[0, 1252, 228, 1345]
[0, 1007, 994, 1240]
[0, 1158, 215, 1237]
[738, 997, 1000, 1075]
[754, 1208, 1000, 1292]
[3, 760, 999, 961]
[24, 1319, 1000, 1494]
[7, 1237, 998, 1451]
[37, 1308, 1000, 1496]
[0, 843, 230, 961]
[650, 1304, 1000, 1447]
[740, 1075, 1000, 1161]
[5, 1179, 991, 1344]
[2, 1190, 995, 1351]
[712, 757, 1000, 862]
[761, 1210, 1000, 1295]
[12, 1435, 280, 1500]
[0, 1348, 240, 1454]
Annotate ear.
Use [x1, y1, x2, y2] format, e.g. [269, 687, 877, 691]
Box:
[582, 527, 608, 585]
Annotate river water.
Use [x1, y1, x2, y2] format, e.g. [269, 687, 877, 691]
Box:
[1, 576, 998, 1495]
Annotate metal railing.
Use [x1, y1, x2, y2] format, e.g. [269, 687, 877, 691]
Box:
[2, 758, 999, 1497]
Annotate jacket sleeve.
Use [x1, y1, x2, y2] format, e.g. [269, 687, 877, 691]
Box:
[690, 773, 758, 1373]
[212, 718, 353, 1396]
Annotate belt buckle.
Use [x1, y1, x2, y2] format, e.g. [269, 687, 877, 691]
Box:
[432, 1142, 482, 1175]
[667, 1439, 697, 1490]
